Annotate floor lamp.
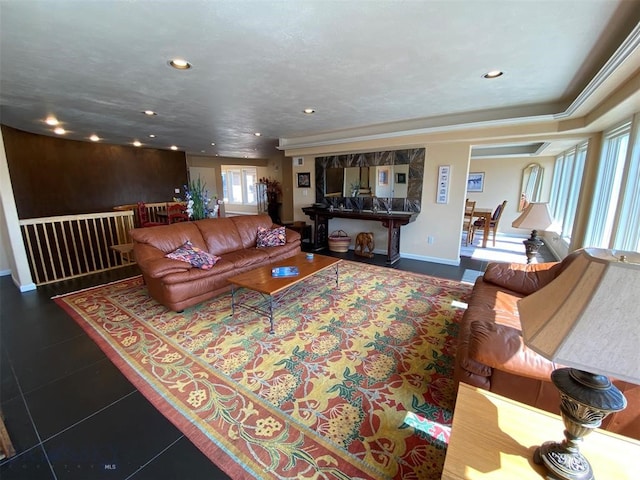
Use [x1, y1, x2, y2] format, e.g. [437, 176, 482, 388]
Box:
[518, 248, 640, 480]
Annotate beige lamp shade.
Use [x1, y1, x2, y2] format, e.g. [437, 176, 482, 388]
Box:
[511, 202, 554, 230]
[518, 248, 640, 384]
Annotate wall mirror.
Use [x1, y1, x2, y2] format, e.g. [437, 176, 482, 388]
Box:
[315, 148, 425, 212]
[519, 163, 544, 211]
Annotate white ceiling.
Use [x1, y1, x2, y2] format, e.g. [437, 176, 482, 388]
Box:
[1, 0, 639, 159]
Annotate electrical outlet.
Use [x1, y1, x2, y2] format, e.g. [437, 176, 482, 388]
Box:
[427, 236, 434, 244]
[174, 188, 180, 194]
[302, 189, 308, 196]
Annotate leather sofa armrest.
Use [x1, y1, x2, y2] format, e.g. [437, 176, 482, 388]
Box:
[468, 320, 556, 382]
[483, 261, 561, 296]
[133, 243, 191, 278]
[284, 227, 301, 244]
[142, 257, 191, 278]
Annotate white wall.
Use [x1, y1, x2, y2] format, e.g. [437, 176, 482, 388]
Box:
[0, 129, 35, 290]
[466, 156, 555, 235]
[290, 144, 557, 265]
[0, 197, 11, 275]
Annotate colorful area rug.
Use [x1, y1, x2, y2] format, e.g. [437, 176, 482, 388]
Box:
[54, 261, 471, 479]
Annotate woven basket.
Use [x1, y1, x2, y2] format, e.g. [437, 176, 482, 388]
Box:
[328, 230, 351, 252]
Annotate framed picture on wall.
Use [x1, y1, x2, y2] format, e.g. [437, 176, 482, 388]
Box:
[297, 172, 311, 188]
[437, 165, 450, 204]
[467, 172, 485, 192]
[396, 172, 406, 184]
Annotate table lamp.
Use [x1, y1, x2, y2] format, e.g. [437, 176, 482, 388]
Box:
[518, 248, 640, 480]
[511, 202, 554, 263]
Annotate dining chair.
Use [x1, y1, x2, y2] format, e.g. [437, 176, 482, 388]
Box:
[463, 199, 476, 246]
[166, 202, 189, 224]
[470, 200, 507, 247]
[136, 202, 166, 227]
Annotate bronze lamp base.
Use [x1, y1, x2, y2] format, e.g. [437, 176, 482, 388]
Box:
[523, 229, 544, 264]
[533, 368, 626, 480]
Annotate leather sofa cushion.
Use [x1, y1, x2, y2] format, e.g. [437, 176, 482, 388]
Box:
[194, 217, 245, 255]
[483, 261, 561, 296]
[468, 319, 557, 381]
[162, 259, 235, 284]
[228, 215, 275, 249]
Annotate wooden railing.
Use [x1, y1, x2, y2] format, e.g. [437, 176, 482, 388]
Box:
[19, 210, 136, 285]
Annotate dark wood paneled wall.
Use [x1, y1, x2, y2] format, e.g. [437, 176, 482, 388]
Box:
[2, 125, 188, 219]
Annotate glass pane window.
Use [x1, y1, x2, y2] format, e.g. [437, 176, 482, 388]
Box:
[611, 116, 640, 251]
[221, 166, 257, 205]
[561, 144, 586, 240]
[584, 121, 631, 248]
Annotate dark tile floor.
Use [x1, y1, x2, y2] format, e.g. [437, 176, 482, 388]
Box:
[0, 245, 551, 479]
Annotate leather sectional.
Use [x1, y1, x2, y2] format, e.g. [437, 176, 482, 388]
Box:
[454, 251, 639, 439]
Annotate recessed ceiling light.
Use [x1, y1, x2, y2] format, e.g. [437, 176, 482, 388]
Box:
[45, 116, 59, 126]
[149, 134, 156, 138]
[54, 127, 66, 135]
[303, 108, 315, 114]
[170, 145, 178, 151]
[133, 140, 142, 147]
[483, 70, 504, 79]
[254, 132, 261, 137]
[168, 58, 192, 70]
[89, 134, 100, 142]
[143, 110, 157, 116]
[210, 142, 215, 146]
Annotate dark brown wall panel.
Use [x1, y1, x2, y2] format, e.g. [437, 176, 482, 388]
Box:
[2, 125, 188, 219]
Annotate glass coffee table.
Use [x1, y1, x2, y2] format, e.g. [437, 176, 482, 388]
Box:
[228, 253, 340, 334]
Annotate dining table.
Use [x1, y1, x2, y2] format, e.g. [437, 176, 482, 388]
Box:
[473, 208, 493, 248]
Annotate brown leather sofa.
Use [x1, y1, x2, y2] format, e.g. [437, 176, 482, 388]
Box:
[454, 251, 640, 440]
[130, 214, 301, 311]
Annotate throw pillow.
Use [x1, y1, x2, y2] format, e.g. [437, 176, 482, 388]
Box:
[165, 240, 220, 270]
[256, 226, 286, 247]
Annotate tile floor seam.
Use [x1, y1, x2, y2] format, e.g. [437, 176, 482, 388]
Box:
[40, 390, 138, 445]
[16, 356, 110, 397]
[123, 435, 185, 480]
[4, 351, 58, 478]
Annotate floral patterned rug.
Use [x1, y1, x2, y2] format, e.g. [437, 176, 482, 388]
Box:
[54, 260, 471, 480]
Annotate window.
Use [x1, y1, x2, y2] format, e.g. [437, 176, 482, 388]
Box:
[548, 142, 587, 242]
[221, 167, 257, 205]
[583, 120, 634, 249]
[610, 117, 640, 251]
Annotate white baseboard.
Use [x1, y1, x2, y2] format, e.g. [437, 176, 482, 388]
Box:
[12, 274, 36, 292]
[400, 252, 461, 266]
[343, 247, 460, 266]
[0, 269, 11, 276]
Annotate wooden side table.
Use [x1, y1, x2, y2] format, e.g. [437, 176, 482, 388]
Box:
[442, 383, 640, 479]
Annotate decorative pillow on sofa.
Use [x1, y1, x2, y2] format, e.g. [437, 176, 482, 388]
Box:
[165, 240, 221, 270]
[256, 226, 286, 247]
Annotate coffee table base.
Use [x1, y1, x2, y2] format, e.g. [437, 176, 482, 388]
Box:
[231, 263, 339, 334]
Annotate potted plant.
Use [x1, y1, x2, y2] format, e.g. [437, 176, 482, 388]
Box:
[184, 177, 212, 220]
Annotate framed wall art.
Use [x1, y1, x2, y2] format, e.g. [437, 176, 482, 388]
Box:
[297, 172, 311, 188]
[436, 165, 450, 204]
[467, 172, 485, 193]
[396, 172, 406, 184]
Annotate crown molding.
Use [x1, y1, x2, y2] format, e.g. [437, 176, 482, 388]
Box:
[280, 24, 640, 154]
[557, 22, 640, 120]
